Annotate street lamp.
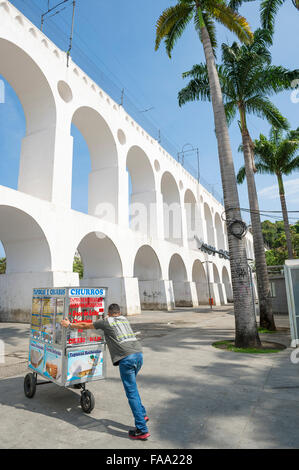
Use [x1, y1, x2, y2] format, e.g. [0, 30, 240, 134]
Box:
[292, 0, 299, 9]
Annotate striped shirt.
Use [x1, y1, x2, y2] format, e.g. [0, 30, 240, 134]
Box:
[93, 316, 142, 365]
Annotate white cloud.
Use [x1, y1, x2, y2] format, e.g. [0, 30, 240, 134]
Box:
[258, 178, 299, 202]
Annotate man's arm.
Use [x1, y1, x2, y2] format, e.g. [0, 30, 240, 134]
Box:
[61, 319, 95, 330]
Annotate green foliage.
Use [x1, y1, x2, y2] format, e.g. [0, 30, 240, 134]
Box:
[262, 220, 299, 265]
[73, 256, 83, 279]
[178, 28, 297, 131]
[0, 258, 6, 274]
[212, 339, 283, 353]
[155, 0, 254, 60]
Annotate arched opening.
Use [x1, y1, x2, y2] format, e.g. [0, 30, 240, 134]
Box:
[71, 107, 118, 222]
[184, 189, 200, 248]
[0, 206, 52, 322]
[75, 231, 129, 312]
[0, 39, 56, 201]
[215, 212, 225, 250]
[204, 203, 215, 246]
[0, 76, 25, 190]
[126, 146, 156, 237]
[222, 266, 233, 302]
[161, 172, 183, 245]
[77, 232, 123, 280]
[169, 254, 192, 307]
[192, 259, 209, 305]
[134, 245, 165, 309]
[213, 263, 225, 305]
[213, 264, 220, 283]
[71, 124, 91, 214]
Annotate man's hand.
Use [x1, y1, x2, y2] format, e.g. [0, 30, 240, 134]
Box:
[61, 319, 71, 328]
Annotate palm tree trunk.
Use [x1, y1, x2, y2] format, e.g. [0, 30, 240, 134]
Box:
[239, 108, 276, 331]
[277, 173, 294, 259]
[199, 18, 261, 348]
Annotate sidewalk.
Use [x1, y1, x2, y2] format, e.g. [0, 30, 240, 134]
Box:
[0, 307, 298, 449]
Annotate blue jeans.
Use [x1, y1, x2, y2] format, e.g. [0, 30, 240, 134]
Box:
[119, 353, 148, 433]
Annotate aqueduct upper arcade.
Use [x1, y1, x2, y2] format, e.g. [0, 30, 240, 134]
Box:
[0, 1, 254, 321]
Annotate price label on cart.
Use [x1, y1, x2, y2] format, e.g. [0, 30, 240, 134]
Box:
[66, 348, 104, 385]
[67, 295, 105, 346]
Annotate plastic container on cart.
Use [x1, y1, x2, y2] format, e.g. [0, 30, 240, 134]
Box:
[24, 287, 108, 413]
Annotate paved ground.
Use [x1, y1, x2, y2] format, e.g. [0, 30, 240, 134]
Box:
[0, 307, 298, 449]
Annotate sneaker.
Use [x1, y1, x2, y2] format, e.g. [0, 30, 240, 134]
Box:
[128, 428, 150, 440]
[144, 416, 149, 422]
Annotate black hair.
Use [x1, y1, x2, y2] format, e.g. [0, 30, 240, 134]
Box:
[108, 303, 121, 315]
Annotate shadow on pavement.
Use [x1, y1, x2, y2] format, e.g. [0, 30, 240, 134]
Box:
[0, 376, 130, 440]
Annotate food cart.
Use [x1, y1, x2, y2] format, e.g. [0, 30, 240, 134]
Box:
[24, 286, 108, 413]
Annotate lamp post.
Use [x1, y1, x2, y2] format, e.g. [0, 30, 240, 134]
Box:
[247, 258, 257, 317]
[203, 255, 213, 310]
[292, 0, 299, 10]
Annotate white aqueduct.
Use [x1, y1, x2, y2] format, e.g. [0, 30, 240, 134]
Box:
[0, 1, 255, 322]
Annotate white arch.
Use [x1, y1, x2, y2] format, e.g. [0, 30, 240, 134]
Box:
[215, 212, 225, 250]
[204, 202, 215, 246]
[169, 253, 192, 307]
[134, 245, 162, 281]
[0, 37, 58, 201]
[184, 189, 200, 248]
[192, 259, 207, 283]
[222, 265, 233, 302]
[77, 232, 123, 279]
[0, 205, 52, 273]
[127, 146, 156, 236]
[192, 259, 209, 305]
[71, 106, 119, 222]
[213, 263, 220, 283]
[161, 172, 183, 245]
[0, 38, 56, 134]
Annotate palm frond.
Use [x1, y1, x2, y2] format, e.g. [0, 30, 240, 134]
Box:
[228, 0, 256, 12]
[245, 96, 289, 130]
[205, 0, 254, 44]
[155, 4, 194, 57]
[236, 165, 246, 183]
[178, 77, 211, 106]
[260, 0, 285, 36]
[224, 100, 237, 126]
[282, 156, 299, 175]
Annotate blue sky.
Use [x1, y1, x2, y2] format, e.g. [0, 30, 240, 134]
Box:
[0, 0, 298, 257]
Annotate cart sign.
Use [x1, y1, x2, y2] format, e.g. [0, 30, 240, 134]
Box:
[66, 347, 104, 385]
[29, 340, 44, 374]
[26, 286, 108, 387]
[69, 288, 106, 297]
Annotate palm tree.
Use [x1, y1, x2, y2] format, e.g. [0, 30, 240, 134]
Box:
[178, 28, 298, 330]
[260, 0, 299, 36]
[230, 0, 299, 40]
[237, 127, 299, 259]
[155, 0, 261, 347]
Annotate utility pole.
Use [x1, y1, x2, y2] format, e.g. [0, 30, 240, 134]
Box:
[40, 0, 76, 67]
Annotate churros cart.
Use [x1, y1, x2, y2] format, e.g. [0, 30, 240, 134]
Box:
[24, 287, 108, 413]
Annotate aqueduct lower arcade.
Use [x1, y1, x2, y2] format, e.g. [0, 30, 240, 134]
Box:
[0, 1, 255, 321]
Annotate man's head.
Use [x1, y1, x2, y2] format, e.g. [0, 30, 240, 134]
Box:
[108, 303, 121, 317]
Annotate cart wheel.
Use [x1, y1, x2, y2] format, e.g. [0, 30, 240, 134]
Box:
[80, 390, 95, 413]
[24, 373, 36, 399]
[73, 384, 82, 389]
